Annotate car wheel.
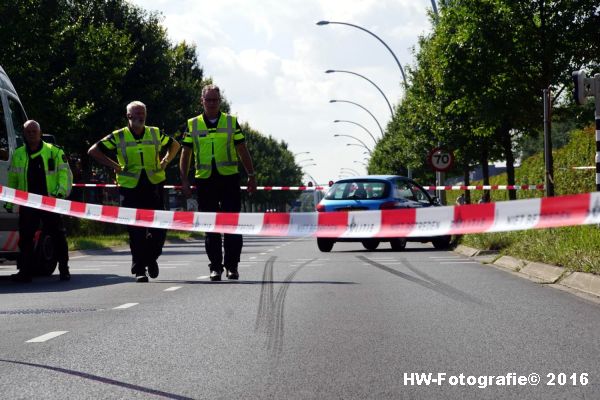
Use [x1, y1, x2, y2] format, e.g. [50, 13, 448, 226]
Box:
[432, 235, 452, 250]
[361, 240, 379, 251]
[34, 232, 58, 276]
[317, 238, 334, 252]
[390, 238, 407, 251]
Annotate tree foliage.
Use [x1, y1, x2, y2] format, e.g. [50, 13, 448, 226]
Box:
[371, 0, 599, 199]
[1, 0, 300, 193]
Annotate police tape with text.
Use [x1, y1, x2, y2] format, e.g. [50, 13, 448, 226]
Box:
[2, 184, 599, 237]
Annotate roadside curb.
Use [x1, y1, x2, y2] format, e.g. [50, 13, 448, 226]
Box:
[453, 245, 600, 298]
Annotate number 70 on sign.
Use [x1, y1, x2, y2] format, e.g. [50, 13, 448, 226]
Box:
[427, 147, 454, 172]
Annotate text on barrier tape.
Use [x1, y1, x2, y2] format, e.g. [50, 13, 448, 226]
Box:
[2, 185, 599, 237]
[71, 183, 544, 191]
[72, 184, 326, 191]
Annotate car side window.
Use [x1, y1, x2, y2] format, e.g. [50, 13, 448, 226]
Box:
[393, 180, 415, 201]
[393, 179, 431, 204]
[0, 98, 10, 161]
[410, 183, 431, 204]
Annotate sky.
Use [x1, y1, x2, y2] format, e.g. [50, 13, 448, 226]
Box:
[129, 0, 434, 184]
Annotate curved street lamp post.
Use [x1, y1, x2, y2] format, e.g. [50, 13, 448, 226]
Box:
[317, 21, 407, 87]
[330, 99, 384, 138]
[340, 167, 360, 175]
[334, 119, 378, 146]
[346, 143, 372, 155]
[326, 69, 394, 118]
[334, 134, 373, 153]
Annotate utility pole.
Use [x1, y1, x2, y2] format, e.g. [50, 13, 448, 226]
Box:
[543, 87, 554, 196]
[573, 71, 600, 191]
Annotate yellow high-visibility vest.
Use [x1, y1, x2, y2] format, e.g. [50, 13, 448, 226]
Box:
[186, 113, 243, 178]
[103, 126, 168, 188]
[8, 142, 72, 198]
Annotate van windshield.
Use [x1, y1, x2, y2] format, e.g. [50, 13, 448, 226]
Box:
[7, 95, 26, 149]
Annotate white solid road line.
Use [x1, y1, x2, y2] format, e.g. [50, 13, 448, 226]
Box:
[197, 275, 210, 280]
[27, 331, 69, 343]
[69, 255, 88, 259]
[100, 261, 131, 264]
[164, 286, 182, 292]
[161, 263, 190, 265]
[439, 261, 480, 264]
[430, 256, 460, 259]
[69, 268, 101, 271]
[113, 303, 139, 310]
[160, 267, 177, 269]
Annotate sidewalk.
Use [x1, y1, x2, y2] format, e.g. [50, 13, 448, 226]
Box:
[454, 245, 600, 301]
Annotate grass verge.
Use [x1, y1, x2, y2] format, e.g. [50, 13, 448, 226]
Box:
[67, 231, 203, 252]
[459, 225, 600, 274]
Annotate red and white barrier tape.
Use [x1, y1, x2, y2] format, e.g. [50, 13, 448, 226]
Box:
[2, 185, 599, 238]
[72, 184, 326, 191]
[72, 183, 544, 191]
[420, 185, 544, 191]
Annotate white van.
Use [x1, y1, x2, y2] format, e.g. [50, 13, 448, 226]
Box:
[0, 65, 58, 276]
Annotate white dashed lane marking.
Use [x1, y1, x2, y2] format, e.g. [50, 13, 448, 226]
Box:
[113, 303, 139, 310]
[164, 286, 182, 292]
[26, 331, 69, 343]
[197, 275, 210, 280]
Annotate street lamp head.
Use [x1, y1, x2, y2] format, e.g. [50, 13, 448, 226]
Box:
[325, 69, 335, 74]
[329, 99, 337, 103]
[316, 20, 330, 26]
[333, 134, 340, 137]
[333, 119, 340, 123]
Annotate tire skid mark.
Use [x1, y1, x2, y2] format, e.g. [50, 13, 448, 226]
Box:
[268, 258, 315, 355]
[358, 255, 487, 307]
[255, 257, 315, 356]
[255, 256, 276, 333]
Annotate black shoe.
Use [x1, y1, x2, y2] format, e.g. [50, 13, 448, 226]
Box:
[11, 272, 32, 283]
[147, 260, 159, 279]
[209, 270, 222, 281]
[59, 270, 71, 281]
[226, 267, 239, 280]
[136, 273, 149, 283]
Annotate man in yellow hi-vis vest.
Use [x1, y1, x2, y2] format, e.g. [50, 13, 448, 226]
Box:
[88, 101, 180, 282]
[7, 120, 72, 283]
[179, 85, 257, 281]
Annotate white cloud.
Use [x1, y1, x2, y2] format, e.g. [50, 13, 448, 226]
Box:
[129, 0, 433, 182]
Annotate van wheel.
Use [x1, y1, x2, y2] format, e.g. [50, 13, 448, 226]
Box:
[317, 238, 334, 252]
[432, 236, 452, 250]
[361, 240, 379, 251]
[390, 238, 407, 251]
[34, 232, 58, 276]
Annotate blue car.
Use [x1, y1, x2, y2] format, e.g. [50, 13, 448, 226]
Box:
[316, 175, 452, 252]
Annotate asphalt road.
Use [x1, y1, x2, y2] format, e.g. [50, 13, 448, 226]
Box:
[1, 236, 600, 399]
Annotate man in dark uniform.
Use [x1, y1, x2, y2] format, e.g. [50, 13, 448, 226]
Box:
[88, 101, 180, 282]
[7, 120, 72, 282]
[179, 84, 257, 281]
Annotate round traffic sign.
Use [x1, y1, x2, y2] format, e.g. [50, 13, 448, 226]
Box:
[427, 147, 454, 172]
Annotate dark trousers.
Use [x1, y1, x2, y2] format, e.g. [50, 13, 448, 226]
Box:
[196, 173, 242, 270]
[120, 183, 166, 275]
[18, 206, 69, 276]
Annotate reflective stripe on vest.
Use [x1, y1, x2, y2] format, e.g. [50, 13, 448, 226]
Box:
[113, 127, 165, 187]
[187, 114, 238, 178]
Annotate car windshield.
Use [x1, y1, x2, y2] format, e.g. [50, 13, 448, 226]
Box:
[325, 180, 389, 200]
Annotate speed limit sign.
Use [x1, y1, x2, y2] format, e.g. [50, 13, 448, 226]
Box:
[427, 147, 454, 172]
